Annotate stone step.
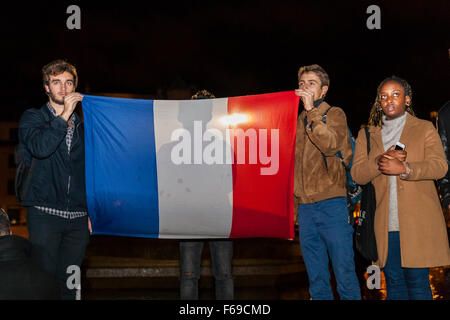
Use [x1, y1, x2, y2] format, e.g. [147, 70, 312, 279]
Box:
[82, 228, 304, 289]
[84, 256, 305, 278]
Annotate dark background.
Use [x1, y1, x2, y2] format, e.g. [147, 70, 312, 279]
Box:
[1, 0, 449, 134]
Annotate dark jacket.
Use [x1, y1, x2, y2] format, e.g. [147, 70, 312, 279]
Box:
[0, 235, 60, 299]
[437, 100, 450, 208]
[18, 104, 87, 211]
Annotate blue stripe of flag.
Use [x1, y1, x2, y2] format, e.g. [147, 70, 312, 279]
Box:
[82, 95, 160, 238]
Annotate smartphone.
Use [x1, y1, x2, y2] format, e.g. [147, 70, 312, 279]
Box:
[395, 142, 406, 150]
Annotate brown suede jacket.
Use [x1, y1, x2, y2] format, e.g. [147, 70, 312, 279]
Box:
[294, 101, 351, 204]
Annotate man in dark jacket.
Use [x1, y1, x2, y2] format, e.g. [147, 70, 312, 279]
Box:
[437, 101, 450, 209]
[0, 209, 59, 299]
[18, 59, 91, 300]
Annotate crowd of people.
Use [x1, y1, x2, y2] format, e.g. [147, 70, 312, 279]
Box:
[0, 59, 449, 300]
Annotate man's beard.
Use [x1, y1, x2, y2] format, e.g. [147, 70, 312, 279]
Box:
[47, 90, 64, 105]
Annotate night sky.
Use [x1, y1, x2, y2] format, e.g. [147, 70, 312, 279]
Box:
[1, 0, 449, 133]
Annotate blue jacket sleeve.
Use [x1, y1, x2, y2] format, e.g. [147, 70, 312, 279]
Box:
[18, 109, 68, 159]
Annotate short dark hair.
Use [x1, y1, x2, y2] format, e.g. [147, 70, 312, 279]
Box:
[297, 64, 330, 88]
[0, 209, 10, 236]
[42, 59, 78, 89]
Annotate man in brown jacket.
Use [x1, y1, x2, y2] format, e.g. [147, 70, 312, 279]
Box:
[294, 64, 361, 300]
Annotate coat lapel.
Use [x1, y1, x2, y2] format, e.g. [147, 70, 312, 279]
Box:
[398, 113, 418, 148]
[368, 125, 383, 152]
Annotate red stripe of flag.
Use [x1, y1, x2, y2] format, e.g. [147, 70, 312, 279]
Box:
[227, 91, 299, 239]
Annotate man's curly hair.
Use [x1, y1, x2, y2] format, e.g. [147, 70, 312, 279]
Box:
[42, 59, 78, 89]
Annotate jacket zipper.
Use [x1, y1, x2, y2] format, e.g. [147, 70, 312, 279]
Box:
[66, 122, 80, 212]
[67, 148, 71, 212]
[301, 114, 308, 202]
[67, 176, 71, 211]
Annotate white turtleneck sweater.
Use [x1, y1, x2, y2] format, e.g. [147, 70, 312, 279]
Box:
[381, 112, 407, 232]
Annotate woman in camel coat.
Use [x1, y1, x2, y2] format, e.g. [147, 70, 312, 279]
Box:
[351, 76, 450, 300]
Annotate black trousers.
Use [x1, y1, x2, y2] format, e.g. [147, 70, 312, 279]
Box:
[27, 207, 90, 300]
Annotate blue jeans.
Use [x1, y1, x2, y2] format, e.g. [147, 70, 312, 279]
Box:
[179, 239, 234, 300]
[383, 232, 432, 300]
[298, 197, 361, 300]
[27, 207, 90, 300]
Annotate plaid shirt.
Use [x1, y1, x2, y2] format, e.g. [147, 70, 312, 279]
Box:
[34, 104, 88, 219]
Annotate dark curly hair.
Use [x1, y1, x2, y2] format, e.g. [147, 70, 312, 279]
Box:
[368, 75, 415, 127]
[42, 59, 78, 90]
[191, 89, 215, 100]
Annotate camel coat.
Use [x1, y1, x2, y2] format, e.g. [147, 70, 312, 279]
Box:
[351, 113, 450, 268]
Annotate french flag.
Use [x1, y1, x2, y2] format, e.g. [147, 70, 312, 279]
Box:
[82, 91, 299, 239]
